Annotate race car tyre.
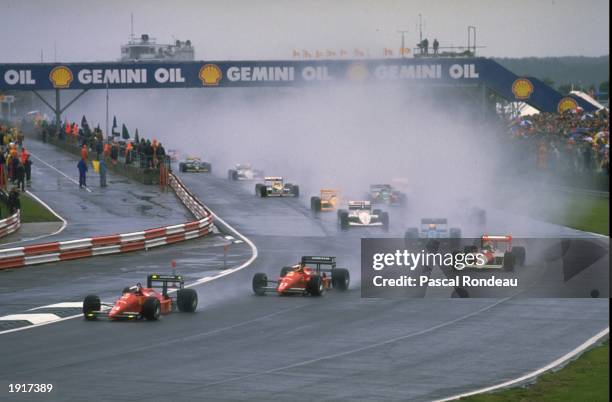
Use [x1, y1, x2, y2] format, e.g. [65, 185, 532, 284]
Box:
[404, 227, 419, 240]
[373, 209, 383, 217]
[332, 268, 350, 290]
[204, 163, 212, 173]
[503, 252, 515, 271]
[228, 169, 237, 180]
[306, 275, 324, 296]
[292, 185, 300, 197]
[311, 196, 321, 212]
[512, 246, 526, 266]
[381, 212, 390, 232]
[252, 273, 268, 296]
[177, 289, 198, 312]
[259, 184, 268, 198]
[280, 266, 293, 277]
[255, 184, 262, 196]
[339, 210, 349, 231]
[179, 163, 186, 173]
[142, 297, 161, 321]
[82, 295, 101, 320]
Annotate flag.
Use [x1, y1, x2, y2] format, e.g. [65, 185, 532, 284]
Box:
[303, 50, 312, 58]
[400, 47, 410, 56]
[354, 49, 365, 57]
[121, 123, 130, 140]
[383, 48, 394, 56]
[111, 116, 119, 137]
[315, 50, 324, 58]
[339, 49, 348, 57]
[326, 50, 336, 57]
[81, 115, 89, 129]
[292, 49, 301, 58]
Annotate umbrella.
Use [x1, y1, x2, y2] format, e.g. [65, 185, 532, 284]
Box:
[134, 129, 140, 143]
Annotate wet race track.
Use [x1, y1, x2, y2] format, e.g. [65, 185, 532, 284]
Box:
[0, 141, 608, 402]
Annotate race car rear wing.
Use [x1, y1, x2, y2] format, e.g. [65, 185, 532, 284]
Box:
[301, 256, 336, 271]
[146, 274, 185, 296]
[421, 218, 448, 225]
[264, 176, 283, 181]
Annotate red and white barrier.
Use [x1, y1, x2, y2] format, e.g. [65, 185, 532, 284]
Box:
[0, 172, 214, 270]
[0, 210, 20, 239]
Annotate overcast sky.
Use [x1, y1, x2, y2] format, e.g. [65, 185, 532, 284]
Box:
[0, 0, 609, 63]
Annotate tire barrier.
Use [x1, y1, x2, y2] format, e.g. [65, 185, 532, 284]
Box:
[0, 210, 20, 239]
[0, 173, 214, 270]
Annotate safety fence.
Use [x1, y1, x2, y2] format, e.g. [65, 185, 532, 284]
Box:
[0, 173, 214, 270]
[0, 210, 20, 239]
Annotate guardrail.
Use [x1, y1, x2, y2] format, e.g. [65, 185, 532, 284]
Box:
[0, 172, 214, 270]
[0, 210, 20, 239]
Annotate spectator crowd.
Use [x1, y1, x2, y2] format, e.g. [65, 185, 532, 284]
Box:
[508, 108, 609, 177]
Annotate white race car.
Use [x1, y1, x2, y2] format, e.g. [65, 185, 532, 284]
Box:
[337, 201, 389, 231]
[228, 164, 265, 181]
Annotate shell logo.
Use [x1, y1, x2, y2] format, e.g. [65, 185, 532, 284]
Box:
[346, 63, 369, 82]
[511, 78, 534, 100]
[49, 66, 74, 89]
[557, 97, 579, 113]
[199, 64, 222, 86]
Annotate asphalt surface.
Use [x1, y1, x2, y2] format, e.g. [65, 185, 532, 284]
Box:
[0, 169, 608, 402]
[0, 137, 191, 246]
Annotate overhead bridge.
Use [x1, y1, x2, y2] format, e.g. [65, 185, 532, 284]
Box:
[0, 57, 597, 122]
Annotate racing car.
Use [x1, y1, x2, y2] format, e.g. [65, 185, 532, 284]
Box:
[368, 184, 407, 206]
[178, 156, 212, 173]
[311, 188, 340, 212]
[255, 176, 299, 197]
[252, 256, 350, 296]
[458, 235, 526, 271]
[82, 274, 198, 321]
[404, 218, 461, 251]
[337, 201, 389, 231]
[228, 163, 265, 181]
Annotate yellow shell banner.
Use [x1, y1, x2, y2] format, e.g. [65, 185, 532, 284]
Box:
[49, 66, 74, 89]
[199, 64, 222, 86]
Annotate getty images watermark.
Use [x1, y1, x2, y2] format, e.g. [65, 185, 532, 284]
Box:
[361, 237, 609, 298]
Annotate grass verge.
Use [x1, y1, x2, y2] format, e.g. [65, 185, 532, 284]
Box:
[542, 193, 609, 236]
[1, 192, 60, 223]
[460, 341, 609, 402]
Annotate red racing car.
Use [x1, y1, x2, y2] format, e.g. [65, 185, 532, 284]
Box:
[82, 274, 198, 321]
[252, 256, 350, 296]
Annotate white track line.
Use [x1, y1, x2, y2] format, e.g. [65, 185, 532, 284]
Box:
[29, 302, 82, 310]
[433, 327, 610, 402]
[0, 313, 61, 325]
[29, 152, 92, 193]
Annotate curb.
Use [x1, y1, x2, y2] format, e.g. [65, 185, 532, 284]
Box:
[0, 210, 20, 239]
[0, 172, 214, 270]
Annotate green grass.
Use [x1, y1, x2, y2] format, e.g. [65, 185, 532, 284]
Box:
[461, 341, 609, 402]
[1, 192, 60, 223]
[541, 194, 609, 236]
